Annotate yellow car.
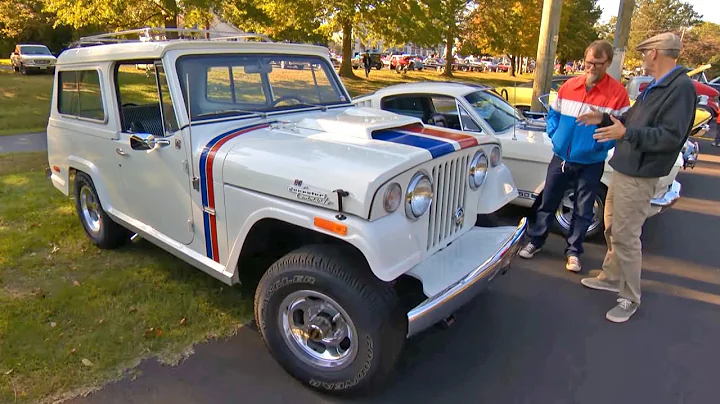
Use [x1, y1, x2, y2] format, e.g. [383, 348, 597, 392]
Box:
[495, 75, 573, 113]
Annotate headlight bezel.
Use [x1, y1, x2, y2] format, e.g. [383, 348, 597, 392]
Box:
[469, 150, 488, 190]
[383, 182, 402, 213]
[489, 145, 501, 167]
[405, 171, 433, 220]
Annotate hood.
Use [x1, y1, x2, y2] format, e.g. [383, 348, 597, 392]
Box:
[21, 54, 56, 60]
[217, 107, 496, 219]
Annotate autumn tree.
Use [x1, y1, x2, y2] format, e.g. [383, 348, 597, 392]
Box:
[627, 0, 702, 59]
[462, 0, 542, 76]
[555, 0, 602, 73]
[680, 22, 720, 77]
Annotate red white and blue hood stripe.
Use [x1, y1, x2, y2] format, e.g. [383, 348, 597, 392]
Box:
[198, 121, 482, 262]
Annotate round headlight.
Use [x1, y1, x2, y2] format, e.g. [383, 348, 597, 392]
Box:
[405, 173, 433, 219]
[490, 146, 501, 167]
[469, 151, 488, 190]
[383, 182, 402, 212]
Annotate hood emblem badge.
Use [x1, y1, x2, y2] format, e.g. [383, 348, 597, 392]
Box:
[288, 179, 333, 205]
[455, 207, 465, 226]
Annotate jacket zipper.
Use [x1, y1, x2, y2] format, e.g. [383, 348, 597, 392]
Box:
[567, 87, 592, 160]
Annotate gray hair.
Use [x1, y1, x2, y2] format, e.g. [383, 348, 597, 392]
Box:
[659, 49, 680, 59]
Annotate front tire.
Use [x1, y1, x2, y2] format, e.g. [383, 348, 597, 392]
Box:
[553, 186, 607, 239]
[254, 245, 406, 395]
[74, 172, 129, 249]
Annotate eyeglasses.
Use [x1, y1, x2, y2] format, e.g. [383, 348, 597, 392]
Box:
[584, 60, 608, 69]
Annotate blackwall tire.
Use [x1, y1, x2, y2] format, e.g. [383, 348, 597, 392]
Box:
[254, 244, 406, 395]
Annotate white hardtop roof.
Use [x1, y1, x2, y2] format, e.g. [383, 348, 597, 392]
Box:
[56, 28, 331, 65]
[368, 81, 493, 98]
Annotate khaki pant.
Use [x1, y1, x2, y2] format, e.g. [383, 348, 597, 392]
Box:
[600, 170, 659, 304]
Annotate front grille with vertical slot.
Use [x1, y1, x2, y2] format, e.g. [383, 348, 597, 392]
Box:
[426, 151, 473, 250]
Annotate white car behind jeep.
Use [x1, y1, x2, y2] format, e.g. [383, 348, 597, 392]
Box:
[10, 43, 57, 74]
[46, 28, 525, 394]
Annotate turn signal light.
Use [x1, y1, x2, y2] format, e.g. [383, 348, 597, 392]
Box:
[314, 217, 348, 236]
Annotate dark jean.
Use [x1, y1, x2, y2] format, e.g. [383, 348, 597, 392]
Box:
[528, 154, 605, 257]
[714, 125, 720, 143]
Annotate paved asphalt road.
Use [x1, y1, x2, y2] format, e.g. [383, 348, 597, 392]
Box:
[0, 132, 46, 153]
[66, 137, 720, 404]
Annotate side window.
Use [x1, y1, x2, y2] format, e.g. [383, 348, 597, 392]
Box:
[58, 70, 105, 121]
[116, 61, 178, 137]
[458, 104, 481, 132]
[380, 95, 426, 120]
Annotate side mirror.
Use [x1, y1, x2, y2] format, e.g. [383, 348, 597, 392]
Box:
[130, 133, 170, 150]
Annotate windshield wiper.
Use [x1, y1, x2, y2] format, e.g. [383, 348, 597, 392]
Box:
[195, 109, 267, 119]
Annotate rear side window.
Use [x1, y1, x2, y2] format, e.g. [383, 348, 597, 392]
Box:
[58, 70, 105, 121]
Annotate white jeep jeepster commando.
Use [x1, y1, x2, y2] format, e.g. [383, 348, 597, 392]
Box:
[46, 28, 526, 394]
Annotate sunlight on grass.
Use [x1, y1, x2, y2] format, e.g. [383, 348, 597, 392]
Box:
[0, 71, 53, 136]
[0, 152, 253, 404]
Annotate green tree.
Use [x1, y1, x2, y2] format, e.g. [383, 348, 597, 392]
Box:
[556, 0, 603, 73]
[596, 16, 617, 43]
[627, 0, 702, 59]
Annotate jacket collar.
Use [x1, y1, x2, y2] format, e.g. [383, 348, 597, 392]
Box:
[648, 65, 687, 88]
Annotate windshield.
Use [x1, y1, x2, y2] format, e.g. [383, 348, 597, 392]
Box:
[464, 90, 525, 133]
[20, 45, 52, 55]
[176, 54, 350, 121]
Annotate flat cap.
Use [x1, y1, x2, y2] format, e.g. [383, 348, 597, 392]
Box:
[636, 32, 682, 51]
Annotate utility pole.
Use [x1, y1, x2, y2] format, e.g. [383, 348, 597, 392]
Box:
[531, 0, 563, 113]
[607, 0, 636, 81]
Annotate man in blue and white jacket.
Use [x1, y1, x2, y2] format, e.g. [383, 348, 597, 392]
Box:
[519, 40, 630, 272]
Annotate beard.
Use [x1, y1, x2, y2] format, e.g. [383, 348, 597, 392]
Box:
[586, 72, 598, 85]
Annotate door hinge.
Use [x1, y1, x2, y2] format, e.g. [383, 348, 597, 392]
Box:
[187, 219, 194, 233]
[192, 177, 200, 191]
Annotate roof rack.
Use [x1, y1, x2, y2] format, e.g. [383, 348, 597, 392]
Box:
[68, 27, 272, 48]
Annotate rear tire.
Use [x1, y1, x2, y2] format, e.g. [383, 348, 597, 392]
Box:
[254, 244, 406, 395]
[74, 172, 130, 249]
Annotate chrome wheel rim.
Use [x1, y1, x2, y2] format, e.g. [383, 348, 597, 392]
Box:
[279, 290, 358, 370]
[80, 185, 102, 234]
[555, 190, 603, 234]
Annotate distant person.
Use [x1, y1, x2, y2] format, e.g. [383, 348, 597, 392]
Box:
[712, 112, 720, 147]
[576, 32, 696, 323]
[519, 40, 630, 273]
[362, 52, 371, 78]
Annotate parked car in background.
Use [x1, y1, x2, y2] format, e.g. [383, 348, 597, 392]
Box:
[353, 81, 684, 239]
[350, 52, 384, 70]
[46, 28, 525, 395]
[495, 75, 575, 113]
[10, 43, 57, 74]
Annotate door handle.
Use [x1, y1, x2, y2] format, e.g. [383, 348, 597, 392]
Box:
[116, 148, 128, 156]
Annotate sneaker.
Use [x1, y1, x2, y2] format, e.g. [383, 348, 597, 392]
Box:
[606, 298, 638, 323]
[566, 256, 581, 272]
[581, 275, 620, 293]
[518, 242, 542, 259]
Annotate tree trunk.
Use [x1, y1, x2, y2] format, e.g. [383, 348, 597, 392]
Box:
[509, 55, 516, 76]
[338, 20, 356, 79]
[443, 32, 453, 77]
[163, 0, 178, 39]
[559, 58, 567, 75]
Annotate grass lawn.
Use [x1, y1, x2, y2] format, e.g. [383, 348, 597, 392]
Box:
[0, 152, 253, 403]
[0, 70, 53, 136]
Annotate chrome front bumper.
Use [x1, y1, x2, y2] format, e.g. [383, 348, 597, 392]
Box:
[406, 217, 528, 337]
[650, 180, 681, 213]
